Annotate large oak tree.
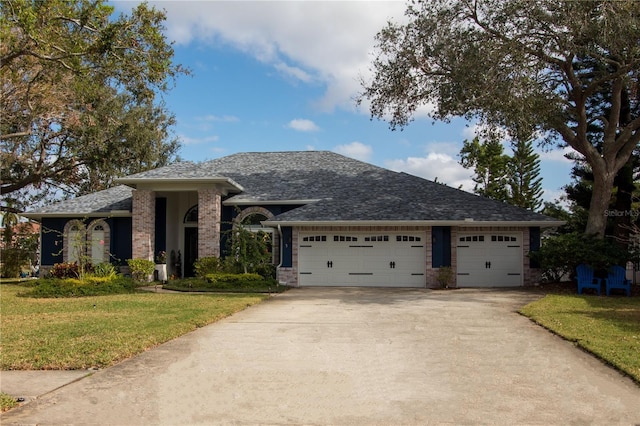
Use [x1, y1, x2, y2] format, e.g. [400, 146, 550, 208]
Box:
[358, 0, 640, 237]
[1, 0, 187, 211]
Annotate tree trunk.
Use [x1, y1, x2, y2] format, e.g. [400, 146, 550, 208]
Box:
[585, 169, 617, 237]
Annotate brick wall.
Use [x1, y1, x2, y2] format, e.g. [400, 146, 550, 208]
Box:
[132, 189, 155, 260]
[198, 188, 221, 258]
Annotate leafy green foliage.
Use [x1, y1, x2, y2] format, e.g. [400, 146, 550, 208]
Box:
[193, 257, 224, 278]
[530, 233, 630, 282]
[359, 0, 640, 236]
[127, 259, 154, 282]
[225, 226, 273, 275]
[164, 274, 282, 293]
[18, 276, 140, 298]
[0, 0, 187, 209]
[459, 136, 509, 201]
[92, 262, 117, 278]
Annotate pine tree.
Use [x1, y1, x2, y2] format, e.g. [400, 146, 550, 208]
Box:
[508, 139, 543, 211]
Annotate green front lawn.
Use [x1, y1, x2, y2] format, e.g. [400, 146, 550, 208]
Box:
[0, 284, 268, 370]
[520, 294, 640, 384]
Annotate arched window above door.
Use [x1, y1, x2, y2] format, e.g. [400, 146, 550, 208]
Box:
[184, 205, 198, 223]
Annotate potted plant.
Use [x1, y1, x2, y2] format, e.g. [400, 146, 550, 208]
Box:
[155, 251, 167, 283]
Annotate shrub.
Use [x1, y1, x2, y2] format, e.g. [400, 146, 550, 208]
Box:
[205, 272, 263, 285]
[530, 232, 630, 282]
[93, 262, 117, 278]
[436, 266, 454, 288]
[0, 248, 31, 278]
[49, 262, 80, 279]
[127, 259, 155, 282]
[194, 257, 224, 278]
[19, 276, 140, 298]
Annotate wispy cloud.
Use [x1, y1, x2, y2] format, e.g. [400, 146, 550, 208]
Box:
[179, 134, 220, 146]
[287, 119, 320, 132]
[197, 115, 240, 123]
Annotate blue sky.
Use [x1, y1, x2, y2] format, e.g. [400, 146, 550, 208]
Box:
[117, 1, 574, 204]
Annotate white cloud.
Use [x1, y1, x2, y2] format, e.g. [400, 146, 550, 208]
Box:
[385, 153, 474, 192]
[333, 141, 373, 162]
[539, 146, 575, 163]
[178, 134, 220, 146]
[287, 119, 320, 132]
[146, 1, 408, 111]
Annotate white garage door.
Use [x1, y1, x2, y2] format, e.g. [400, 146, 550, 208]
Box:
[456, 233, 523, 287]
[298, 232, 426, 287]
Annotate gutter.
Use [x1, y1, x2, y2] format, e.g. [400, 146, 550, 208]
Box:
[262, 219, 566, 228]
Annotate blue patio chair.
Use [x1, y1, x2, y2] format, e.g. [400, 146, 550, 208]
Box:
[576, 264, 601, 295]
[605, 265, 631, 297]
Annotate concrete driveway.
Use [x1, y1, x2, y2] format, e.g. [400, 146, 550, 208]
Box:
[2, 288, 639, 425]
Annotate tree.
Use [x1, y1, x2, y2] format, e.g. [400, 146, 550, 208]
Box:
[508, 138, 543, 211]
[459, 136, 509, 201]
[358, 0, 640, 237]
[0, 0, 186, 211]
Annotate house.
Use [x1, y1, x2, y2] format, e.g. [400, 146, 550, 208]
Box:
[23, 151, 563, 287]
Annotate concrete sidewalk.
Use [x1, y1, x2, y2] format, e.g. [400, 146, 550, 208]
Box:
[2, 288, 640, 425]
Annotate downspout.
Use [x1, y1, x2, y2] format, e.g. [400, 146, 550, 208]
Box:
[276, 224, 286, 286]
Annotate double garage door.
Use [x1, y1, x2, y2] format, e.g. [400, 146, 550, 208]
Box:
[298, 232, 426, 287]
[456, 232, 523, 287]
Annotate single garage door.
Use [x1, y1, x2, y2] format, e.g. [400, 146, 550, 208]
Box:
[298, 232, 426, 287]
[456, 232, 523, 287]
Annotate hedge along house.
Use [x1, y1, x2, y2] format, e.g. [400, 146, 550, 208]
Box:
[23, 151, 563, 287]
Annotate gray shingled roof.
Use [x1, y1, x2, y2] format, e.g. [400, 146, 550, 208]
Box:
[24, 151, 561, 225]
[24, 185, 133, 216]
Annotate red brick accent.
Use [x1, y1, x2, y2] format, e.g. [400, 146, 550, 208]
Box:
[132, 189, 155, 260]
[198, 188, 221, 258]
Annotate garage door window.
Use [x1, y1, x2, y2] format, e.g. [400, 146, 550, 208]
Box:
[302, 236, 326, 242]
[364, 235, 389, 242]
[334, 235, 358, 242]
[398, 235, 422, 242]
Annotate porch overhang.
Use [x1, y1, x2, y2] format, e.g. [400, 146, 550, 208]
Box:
[116, 177, 244, 195]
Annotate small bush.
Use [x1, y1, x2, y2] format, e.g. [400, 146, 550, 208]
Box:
[164, 274, 281, 293]
[93, 262, 117, 278]
[0, 248, 31, 278]
[19, 276, 140, 298]
[206, 272, 263, 284]
[531, 232, 630, 282]
[127, 259, 155, 282]
[50, 262, 80, 279]
[194, 257, 224, 278]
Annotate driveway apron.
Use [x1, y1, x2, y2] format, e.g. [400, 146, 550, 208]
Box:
[2, 288, 639, 425]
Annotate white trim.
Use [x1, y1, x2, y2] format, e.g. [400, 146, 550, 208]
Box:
[263, 220, 564, 228]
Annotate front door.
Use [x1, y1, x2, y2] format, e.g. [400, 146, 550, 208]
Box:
[184, 227, 198, 277]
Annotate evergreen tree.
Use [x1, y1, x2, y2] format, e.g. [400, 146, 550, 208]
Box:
[507, 139, 543, 211]
[459, 137, 509, 201]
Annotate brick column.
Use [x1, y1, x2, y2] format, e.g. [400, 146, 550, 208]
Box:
[198, 188, 221, 258]
[132, 189, 155, 260]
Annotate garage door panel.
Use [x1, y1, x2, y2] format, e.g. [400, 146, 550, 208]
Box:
[457, 233, 522, 287]
[298, 233, 425, 287]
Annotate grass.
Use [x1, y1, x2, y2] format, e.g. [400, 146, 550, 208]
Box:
[0, 284, 268, 370]
[519, 294, 640, 384]
[0, 393, 19, 412]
